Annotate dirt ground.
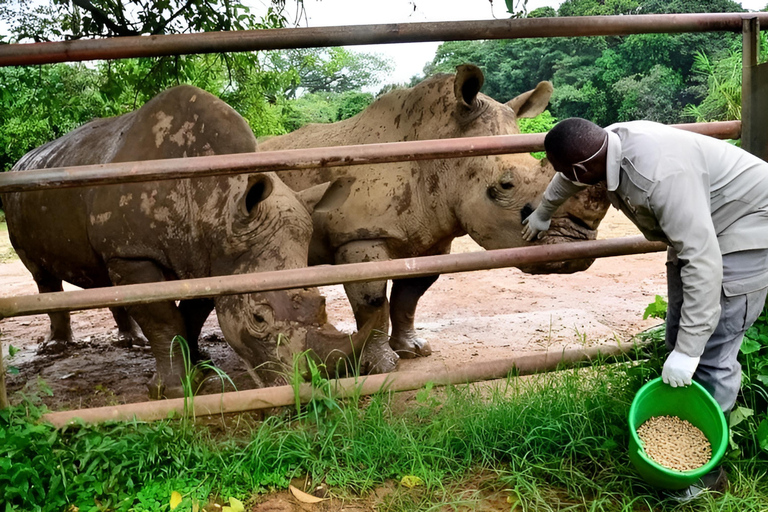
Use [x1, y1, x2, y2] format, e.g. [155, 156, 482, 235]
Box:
[0, 208, 667, 411]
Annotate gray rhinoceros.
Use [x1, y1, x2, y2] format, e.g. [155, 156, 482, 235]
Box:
[2, 85, 374, 398]
[258, 64, 610, 372]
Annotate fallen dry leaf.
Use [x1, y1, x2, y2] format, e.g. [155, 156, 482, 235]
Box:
[170, 491, 183, 510]
[289, 485, 328, 504]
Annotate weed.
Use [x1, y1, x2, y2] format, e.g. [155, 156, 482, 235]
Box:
[169, 335, 236, 420]
[2, 327, 767, 511]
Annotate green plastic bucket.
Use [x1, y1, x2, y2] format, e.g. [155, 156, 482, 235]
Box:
[628, 377, 728, 490]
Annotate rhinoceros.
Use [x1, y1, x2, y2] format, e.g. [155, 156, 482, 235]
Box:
[2, 85, 374, 398]
[258, 64, 610, 372]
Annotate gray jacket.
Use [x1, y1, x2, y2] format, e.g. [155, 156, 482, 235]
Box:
[540, 120, 768, 357]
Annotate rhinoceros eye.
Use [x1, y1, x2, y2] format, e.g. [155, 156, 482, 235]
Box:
[487, 171, 516, 201]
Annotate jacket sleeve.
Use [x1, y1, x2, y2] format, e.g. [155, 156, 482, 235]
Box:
[538, 172, 588, 217]
[649, 170, 722, 357]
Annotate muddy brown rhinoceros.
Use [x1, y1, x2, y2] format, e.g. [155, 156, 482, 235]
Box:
[2, 85, 374, 398]
[258, 64, 610, 372]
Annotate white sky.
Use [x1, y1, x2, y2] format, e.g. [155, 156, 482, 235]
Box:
[248, 0, 768, 88]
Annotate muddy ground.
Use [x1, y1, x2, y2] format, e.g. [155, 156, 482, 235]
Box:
[1, 208, 667, 411]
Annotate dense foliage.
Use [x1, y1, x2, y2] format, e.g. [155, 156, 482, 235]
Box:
[426, 0, 750, 126]
[2, 355, 765, 511]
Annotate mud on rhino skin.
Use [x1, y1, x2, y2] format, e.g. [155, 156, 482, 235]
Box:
[2, 85, 378, 399]
[258, 64, 612, 367]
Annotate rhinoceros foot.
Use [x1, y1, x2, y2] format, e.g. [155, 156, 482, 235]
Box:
[358, 330, 400, 374]
[114, 328, 149, 349]
[36, 326, 74, 355]
[389, 332, 432, 359]
[147, 367, 205, 400]
[36, 338, 73, 356]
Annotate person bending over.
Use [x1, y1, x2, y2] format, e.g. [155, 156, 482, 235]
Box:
[523, 117, 768, 497]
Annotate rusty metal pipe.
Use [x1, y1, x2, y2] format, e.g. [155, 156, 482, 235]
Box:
[0, 121, 740, 193]
[1, 13, 767, 67]
[41, 341, 644, 426]
[0, 236, 666, 319]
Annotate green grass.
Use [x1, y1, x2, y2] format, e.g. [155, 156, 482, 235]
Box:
[2, 343, 767, 512]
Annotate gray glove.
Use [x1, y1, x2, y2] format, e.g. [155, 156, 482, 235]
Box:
[522, 207, 552, 241]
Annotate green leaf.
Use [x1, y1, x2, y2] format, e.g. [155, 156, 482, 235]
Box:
[757, 374, 768, 385]
[8, 345, 19, 357]
[758, 418, 768, 452]
[741, 338, 762, 355]
[729, 406, 754, 428]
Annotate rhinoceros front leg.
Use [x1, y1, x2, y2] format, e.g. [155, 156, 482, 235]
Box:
[389, 275, 437, 358]
[26, 264, 72, 354]
[336, 240, 399, 374]
[110, 307, 149, 348]
[178, 298, 215, 361]
[107, 259, 194, 399]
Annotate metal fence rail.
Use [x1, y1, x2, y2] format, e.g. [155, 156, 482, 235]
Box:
[1, 13, 767, 66]
[0, 236, 666, 320]
[0, 121, 741, 193]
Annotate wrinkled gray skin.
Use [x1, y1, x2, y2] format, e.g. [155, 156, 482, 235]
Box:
[258, 65, 611, 372]
[2, 85, 375, 398]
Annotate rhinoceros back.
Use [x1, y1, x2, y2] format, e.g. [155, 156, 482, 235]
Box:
[2, 85, 258, 290]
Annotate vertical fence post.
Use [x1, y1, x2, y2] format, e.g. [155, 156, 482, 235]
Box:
[742, 17, 768, 160]
[0, 331, 8, 409]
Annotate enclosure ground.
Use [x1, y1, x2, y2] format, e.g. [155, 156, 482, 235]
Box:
[1, 208, 667, 410]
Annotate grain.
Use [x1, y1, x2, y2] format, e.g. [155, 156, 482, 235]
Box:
[637, 415, 711, 471]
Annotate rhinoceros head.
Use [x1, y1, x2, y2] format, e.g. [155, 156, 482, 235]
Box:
[206, 172, 372, 386]
[418, 64, 610, 273]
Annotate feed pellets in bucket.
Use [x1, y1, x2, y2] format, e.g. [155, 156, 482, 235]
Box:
[636, 415, 712, 471]
[628, 378, 728, 489]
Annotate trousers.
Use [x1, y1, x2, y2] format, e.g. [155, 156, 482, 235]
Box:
[665, 249, 768, 412]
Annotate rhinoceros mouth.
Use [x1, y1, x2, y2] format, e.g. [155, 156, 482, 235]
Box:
[518, 216, 598, 275]
[541, 215, 596, 242]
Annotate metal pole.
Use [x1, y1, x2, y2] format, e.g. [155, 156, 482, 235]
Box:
[2, 13, 768, 67]
[41, 341, 644, 426]
[0, 121, 741, 193]
[0, 236, 667, 319]
[742, 18, 768, 161]
[0, 334, 8, 409]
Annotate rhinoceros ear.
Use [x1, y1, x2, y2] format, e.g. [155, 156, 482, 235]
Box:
[506, 81, 554, 119]
[297, 178, 355, 215]
[242, 174, 274, 216]
[453, 64, 487, 125]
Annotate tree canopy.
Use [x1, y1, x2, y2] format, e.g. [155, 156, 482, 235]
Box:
[426, 0, 746, 126]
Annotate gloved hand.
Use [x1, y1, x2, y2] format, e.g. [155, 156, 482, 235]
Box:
[522, 207, 552, 242]
[662, 350, 701, 387]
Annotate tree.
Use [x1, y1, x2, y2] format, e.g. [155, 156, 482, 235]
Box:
[426, 0, 745, 126]
[266, 48, 393, 98]
[0, 0, 286, 42]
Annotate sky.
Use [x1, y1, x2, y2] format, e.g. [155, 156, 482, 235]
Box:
[248, 0, 768, 88]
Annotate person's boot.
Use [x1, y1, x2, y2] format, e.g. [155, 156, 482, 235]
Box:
[668, 466, 728, 503]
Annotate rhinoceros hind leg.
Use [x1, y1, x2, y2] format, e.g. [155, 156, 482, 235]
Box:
[110, 307, 149, 348]
[29, 266, 73, 354]
[389, 275, 437, 358]
[108, 258, 194, 399]
[336, 240, 399, 374]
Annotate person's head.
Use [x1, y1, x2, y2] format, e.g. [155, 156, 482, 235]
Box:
[544, 118, 608, 185]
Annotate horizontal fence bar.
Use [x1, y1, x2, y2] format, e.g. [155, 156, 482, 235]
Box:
[0, 121, 741, 193]
[42, 341, 644, 426]
[0, 236, 666, 320]
[1, 13, 766, 67]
